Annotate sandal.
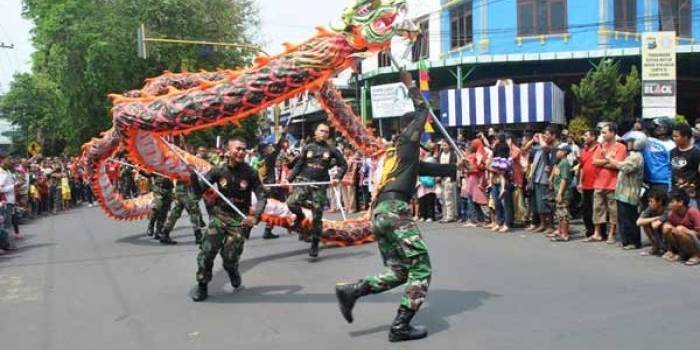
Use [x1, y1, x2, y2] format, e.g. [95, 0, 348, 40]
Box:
[684, 257, 700, 266]
[583, 236, 602, 243]
[550, 235, 570, 242]
[640, 249, 659, 256]
[664, 254, 680, 262]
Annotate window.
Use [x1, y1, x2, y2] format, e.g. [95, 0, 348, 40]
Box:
[450, 1, 473, 49]
[614, 0, 637, 32]
[378, 50, 391, 68]
[412, 19, 430, 62]
[517, 0, 568, 36]
[659, 0, 692, 37]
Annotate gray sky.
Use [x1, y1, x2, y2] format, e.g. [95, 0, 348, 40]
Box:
[0, 0, 33, 94]
[0, 0, 348, 93]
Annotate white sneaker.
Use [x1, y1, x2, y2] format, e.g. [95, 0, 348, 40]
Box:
[426, 218, 433, 223]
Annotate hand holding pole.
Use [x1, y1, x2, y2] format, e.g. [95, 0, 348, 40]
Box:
[159, 137, 248, 219]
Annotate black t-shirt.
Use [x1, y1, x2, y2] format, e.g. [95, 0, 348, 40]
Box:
[670, 145, 700, 199]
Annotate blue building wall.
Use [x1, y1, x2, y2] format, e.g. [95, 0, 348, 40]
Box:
[439, 0, 699, 59]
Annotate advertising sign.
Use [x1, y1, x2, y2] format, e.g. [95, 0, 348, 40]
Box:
[642, 32, 677, 119]
[370, 82, 415, 119]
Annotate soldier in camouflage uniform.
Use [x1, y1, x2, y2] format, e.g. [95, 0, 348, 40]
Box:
[286, 123, 347, 257]
[161, 180, 205, 244]
[145, 175, 176, 244]
[334, 70, 456, 342]
[190, 137, 267, 302]
[118, 163, 137, 199]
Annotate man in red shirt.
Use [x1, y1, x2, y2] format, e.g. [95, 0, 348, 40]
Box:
[578, 129, 600, 238]
[590, 123, 627, 243]
[662, 190, 700, 265]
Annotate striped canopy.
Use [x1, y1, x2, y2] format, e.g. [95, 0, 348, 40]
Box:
[439, 82, 566, 127]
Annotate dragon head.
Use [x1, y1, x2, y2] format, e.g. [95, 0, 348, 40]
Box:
[337, 0, 418, 50]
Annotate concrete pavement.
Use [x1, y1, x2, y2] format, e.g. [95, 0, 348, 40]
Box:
[1, 206, 698, 350]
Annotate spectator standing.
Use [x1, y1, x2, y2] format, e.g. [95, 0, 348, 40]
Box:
[670, 122, 700, 208]
[550, 144, 573, 241]
[491, 136, 514, 233]
[590, 123, 627, 243]
[606, 131, 646, 249]
[341, 147, 358, 214]
[641, 117, 674, 207]
[417, 154, 437, 222]
[579, 129, 600, 238]
[462, 138, 488, 227]
[507, 134, 526, 226]
[0, 152, 19, 241]
[525, 126, 559, 233]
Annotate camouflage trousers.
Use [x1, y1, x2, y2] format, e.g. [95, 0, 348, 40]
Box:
[286, 182, 326, 239]
[163, 190, 204, 233]
[196, 208, 246, 284]
[363, 199, 432, 311]
[148, 191, 173, 233]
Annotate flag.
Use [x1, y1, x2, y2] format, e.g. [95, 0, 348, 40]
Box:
[418, 60, 434, 133]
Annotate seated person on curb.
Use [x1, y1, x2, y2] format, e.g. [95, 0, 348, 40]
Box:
[661, 190, 700, 265]
[636, 190, 668, 257]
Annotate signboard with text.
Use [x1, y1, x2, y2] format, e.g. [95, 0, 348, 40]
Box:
[642, 31, 677, 119]
[370, 82, 415, 119]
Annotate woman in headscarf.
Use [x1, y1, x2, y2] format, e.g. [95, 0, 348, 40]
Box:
[462, 138, 488, 227]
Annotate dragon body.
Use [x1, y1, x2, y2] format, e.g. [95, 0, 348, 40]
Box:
[80, 0, 416, 246]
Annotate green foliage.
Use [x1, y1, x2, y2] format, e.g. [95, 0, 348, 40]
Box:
[571, 59, 641, 126]
[2, 0, 259, 155]
[0, 72, 67, 156]
[567, 116, 591, 141]
[674, 114, 688, 125]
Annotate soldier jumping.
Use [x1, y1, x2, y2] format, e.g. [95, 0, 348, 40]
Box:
[334, 70, 457, 342]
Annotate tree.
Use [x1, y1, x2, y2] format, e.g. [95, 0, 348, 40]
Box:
[0, 72, 67, 155]
[571, 59, 640, 126]
[7, 0, 259, 154]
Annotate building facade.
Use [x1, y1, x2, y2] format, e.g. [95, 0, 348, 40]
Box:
[359, 0, 700, 132]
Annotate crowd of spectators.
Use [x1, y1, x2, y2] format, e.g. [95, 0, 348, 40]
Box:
[407, 118, 700, 267]
[0, 152, 96, 253]
[5, 116, 700, 268]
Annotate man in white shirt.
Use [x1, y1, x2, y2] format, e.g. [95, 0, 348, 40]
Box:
[0, 151, 19, 248]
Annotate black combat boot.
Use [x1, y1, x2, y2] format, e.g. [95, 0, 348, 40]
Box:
[309, 238, 320, 258]
[159, 230, 178, 245]
[227, 268, 241, 289]
[262, 227, 279, 239]
[335, 280, 372, 323]
[194, 229, 203, 245]
[388, 306, 428, 342]
[191, 283, 208, 302]
[146, 225, 154, 237]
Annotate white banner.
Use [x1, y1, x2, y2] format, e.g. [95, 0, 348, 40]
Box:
[642, 31, 677, 119]
[370, 82, 415, 119]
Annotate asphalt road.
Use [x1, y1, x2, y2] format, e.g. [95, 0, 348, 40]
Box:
[1, 205, 698, 350]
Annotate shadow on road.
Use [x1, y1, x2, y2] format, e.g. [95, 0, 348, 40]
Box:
[115, 228, 197, 246]
[205, 285, 499, 337]
[183, 247, 374, 295]
[0, 242, 56, 262]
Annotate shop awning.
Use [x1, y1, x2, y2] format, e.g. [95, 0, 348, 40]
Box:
[439, 82, 566, 127]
